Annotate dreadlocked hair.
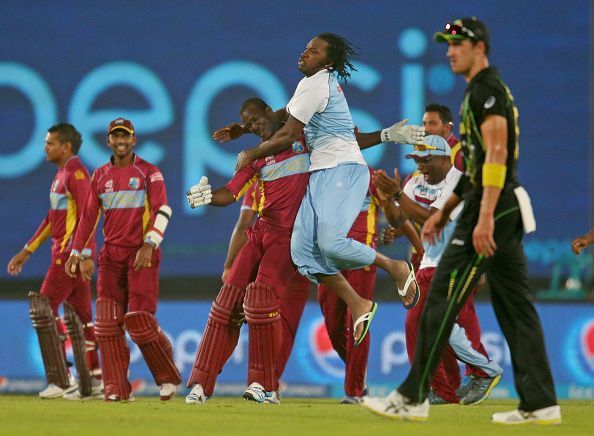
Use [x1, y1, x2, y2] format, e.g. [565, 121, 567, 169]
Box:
[316, 33, 358, 82]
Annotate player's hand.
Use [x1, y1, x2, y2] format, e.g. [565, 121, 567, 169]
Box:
[79, 258, 95, 281]
[381, 119, 425, 145]
[212, 123, 246, 143]
[7, 249, 31, 276]
[422, 210, 448, 245]
[186, 176, 212, 208]
[373, 169, 401, 199]
[571, 235, 591, 255]
[472, 214, 496, 257]
[65, 253, 80, 278]
[235, 148, 256, 173]
[133, 243, 154, 271]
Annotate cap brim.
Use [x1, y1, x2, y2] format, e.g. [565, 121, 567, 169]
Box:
[405, 151, 429, 159]
[109, 127, 134, 134]
[434, 32, 467, 43]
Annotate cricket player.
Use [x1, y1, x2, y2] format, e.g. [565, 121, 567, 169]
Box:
[65, 118, 181, 402]
[7, 123, 101, 399]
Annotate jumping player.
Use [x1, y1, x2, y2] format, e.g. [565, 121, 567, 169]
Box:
[7, 123, 101, 399]
[65, 118, 181, 402]
[235, 33, 424, 344]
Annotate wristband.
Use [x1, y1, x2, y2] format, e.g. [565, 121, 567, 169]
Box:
[482, 163, 507, 188]
[394, 191, 403, 201]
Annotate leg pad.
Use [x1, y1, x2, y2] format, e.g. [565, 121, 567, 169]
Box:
[28, 291, 69, 388]
[125, 311, 182, 386]
[63, 302, 93, 396]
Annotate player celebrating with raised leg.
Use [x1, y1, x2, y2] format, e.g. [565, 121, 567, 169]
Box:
[7, 123, 102, 400]
[235, 33, 424, 344]
[65, 118, 181, 402]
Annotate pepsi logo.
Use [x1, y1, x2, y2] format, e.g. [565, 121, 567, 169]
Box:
[580, 319, 594, 373]
[309, 318, 344, 378]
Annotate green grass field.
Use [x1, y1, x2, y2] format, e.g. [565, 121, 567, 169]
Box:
[0, 396, 591, 435]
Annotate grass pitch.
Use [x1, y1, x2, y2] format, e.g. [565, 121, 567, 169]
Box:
[0, 396, 591, 435]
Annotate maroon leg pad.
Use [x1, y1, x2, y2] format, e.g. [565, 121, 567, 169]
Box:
[244, 282, 281, 392]
[95, 298, 131, 399]
[124, 311, 182, 386]
[187, 284, 245, 397]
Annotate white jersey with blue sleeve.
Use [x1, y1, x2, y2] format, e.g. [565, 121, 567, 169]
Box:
[286, 69, 366, 171]
[401, 166, 463, 269]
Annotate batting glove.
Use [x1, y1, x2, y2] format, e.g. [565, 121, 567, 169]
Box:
[381, 119, 425, 145]
[186, 176, 212, 208]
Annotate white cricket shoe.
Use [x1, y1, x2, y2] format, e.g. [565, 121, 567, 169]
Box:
[39, 374, 77, 399]
[63, 379, 104, 401]
[243, 382, 280, 404]
[492, 405, 561, 425]
[186, 384, 207, 405]
[159, 383, 177, 401]
[362, 389, 429, 421]
[105, 393, 135, 402]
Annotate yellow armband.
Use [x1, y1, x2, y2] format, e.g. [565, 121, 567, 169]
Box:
[482, 163, 507, 188]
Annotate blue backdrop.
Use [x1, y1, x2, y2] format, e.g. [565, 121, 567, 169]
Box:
[0, 0, 590, 278]
[1, 301, 593, 399]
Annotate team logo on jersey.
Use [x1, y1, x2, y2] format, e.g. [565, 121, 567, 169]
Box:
[105, 179, 114, 193]
[265, 156, 276, 165]
[74, 169, 85, 180]
[484, 96, 496, 109]
[129, 177, 140, 190]
[292, 141, 305, 154]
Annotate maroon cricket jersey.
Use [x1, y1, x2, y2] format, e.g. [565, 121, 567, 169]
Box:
[347, 168, 379, 249]
[26, 156, 95, 258]
[72, 155, 168, 255]
[227, 138, 310, 230]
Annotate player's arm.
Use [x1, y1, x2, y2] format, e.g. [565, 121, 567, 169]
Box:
[66, 172, 102, 278]
[473, 114, 508, 258]
[401, 220, 424, 255]
[67, 169, 96, 258]
[7, 212, 52, 275]
[355, 120, 425, 150]
[187, 163, 258, 208]
[236, 115, 304, 171]
[572, 227, 594, 254]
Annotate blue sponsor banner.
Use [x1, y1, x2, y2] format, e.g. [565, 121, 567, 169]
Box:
[1, 300, 593, 399]
[0, 1, 590, 279]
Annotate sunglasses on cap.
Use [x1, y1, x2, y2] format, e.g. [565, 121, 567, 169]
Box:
[443, 23, 478, 40]
[414, 143, 440, 152]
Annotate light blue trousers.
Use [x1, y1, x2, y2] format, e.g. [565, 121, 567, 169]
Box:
[290, 163, 376, 282]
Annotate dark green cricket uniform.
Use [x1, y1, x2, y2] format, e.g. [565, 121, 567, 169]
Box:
[398, 67, 558, 412]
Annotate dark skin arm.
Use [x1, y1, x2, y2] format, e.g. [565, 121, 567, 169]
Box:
[210, 186, 238, 207]
[236, 115, 305, 171]
[373, 169, 436, 225]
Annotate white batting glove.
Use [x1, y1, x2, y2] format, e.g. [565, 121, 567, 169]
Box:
[186, 176, 212, 208]
[381, 119, 425, 145]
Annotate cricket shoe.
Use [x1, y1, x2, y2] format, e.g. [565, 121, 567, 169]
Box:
[63, 379, 104, 401]
[243, 382, 280, 404]
[461, 374, 501, 405]
[39, 374, 77, 399]
[362, 389, 429, 421]
[105, 393, 135, 402]
[456, 375, 472, 399]
[159, 383, 177, 401]
[491, 405, 561, 425]
[340, 395, 363, 405]
[186, 384, 207, 405]
[428, 389, 450, 405]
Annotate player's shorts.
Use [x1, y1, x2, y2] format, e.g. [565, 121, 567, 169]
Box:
[97, 243, 161, 314]
[291, 163, 375, 281]
[40, 252, 92, 319]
